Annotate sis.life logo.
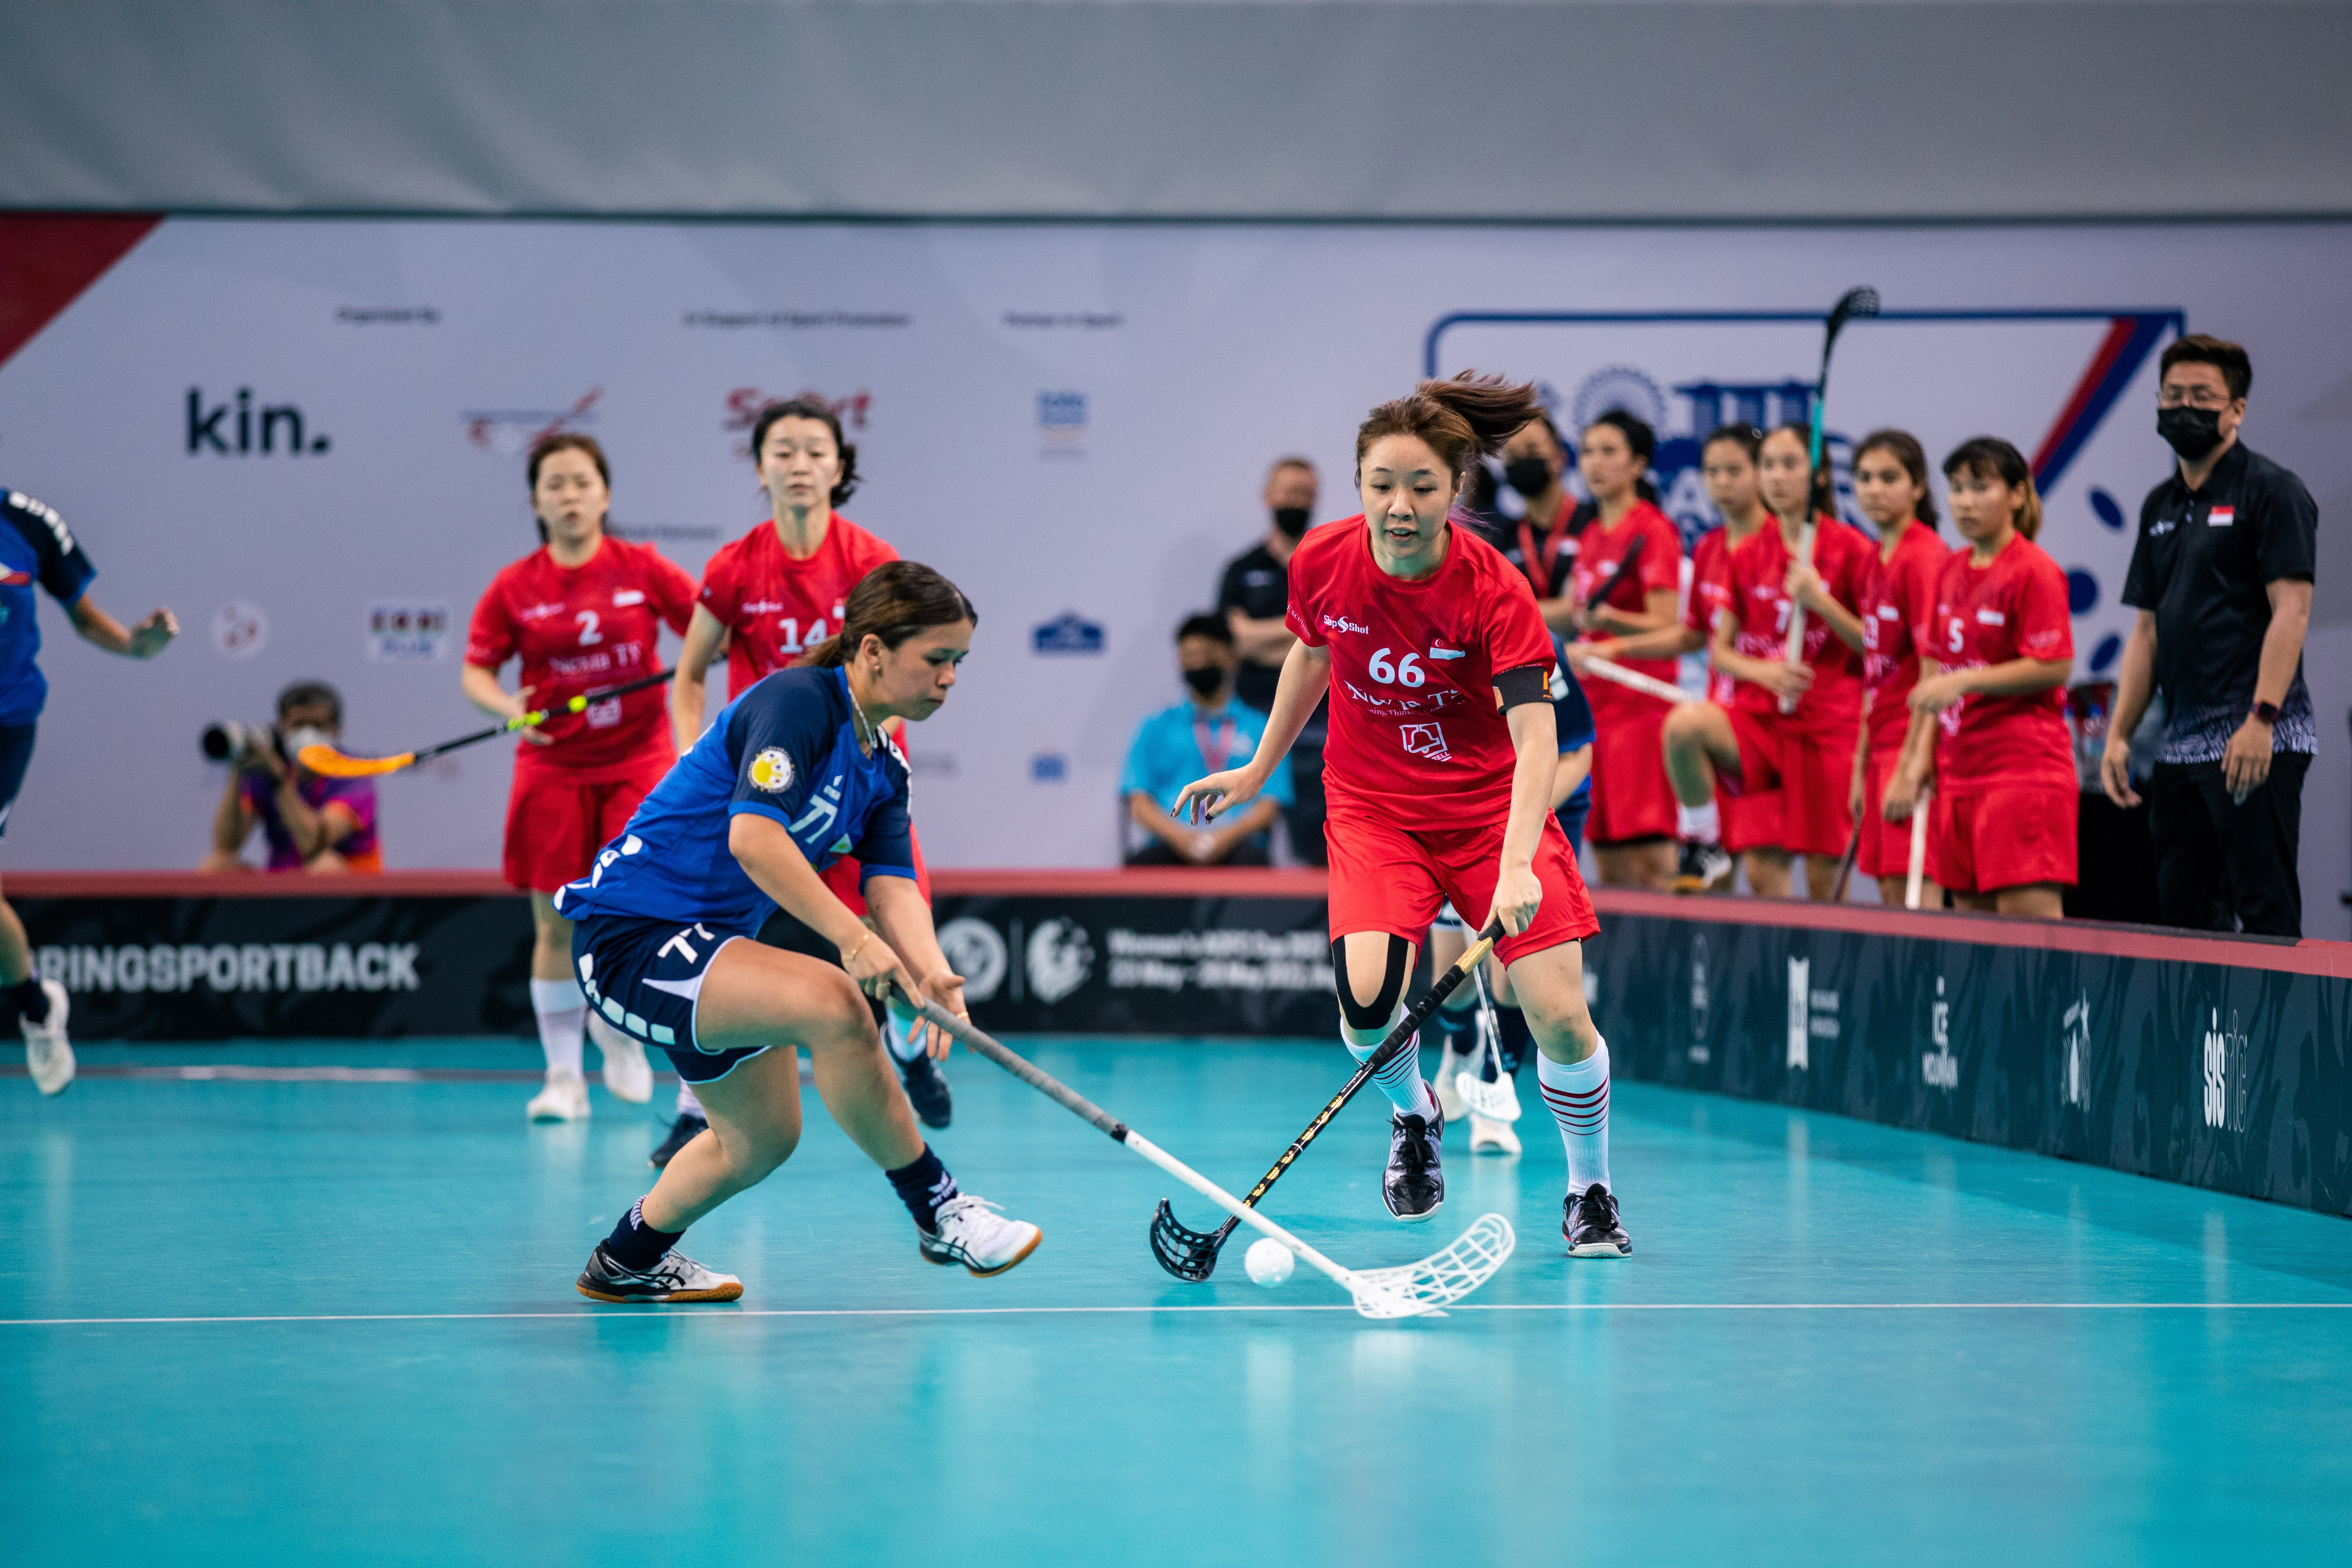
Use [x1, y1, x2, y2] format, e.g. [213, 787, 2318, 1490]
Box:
[1427, 306, 2180, 682]
[2201, 1007, 2249, 1133]
[1923, 975, 1959, 1090]
[2061, 989, 2093, 1110]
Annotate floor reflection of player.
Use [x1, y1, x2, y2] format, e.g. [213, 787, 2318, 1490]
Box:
[463, 434, 696, 1121]
[660, 399, 946, 1169]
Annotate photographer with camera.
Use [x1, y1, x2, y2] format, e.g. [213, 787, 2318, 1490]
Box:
[200, 681, 382, 875]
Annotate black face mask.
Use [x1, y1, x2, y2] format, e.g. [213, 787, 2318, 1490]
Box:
[1271, 506, 1310, 539]
[1183, 665, 1226, 699]
[1502, 457, 1554, 498]
[2158, 405, 2226, 462]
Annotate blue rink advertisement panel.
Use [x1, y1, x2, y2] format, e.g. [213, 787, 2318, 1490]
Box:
[15, 876, 2351, 1218]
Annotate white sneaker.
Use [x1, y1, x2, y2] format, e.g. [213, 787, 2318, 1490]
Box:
[918, 1193, 1042, 1276]
[1468, 1113, 1521, 1156]
[589, 1015, 653, 1104]
[527, 1069, 590, 1122]
[1433, 1043, 1472, 1122]
[22, 979, 73, 1097]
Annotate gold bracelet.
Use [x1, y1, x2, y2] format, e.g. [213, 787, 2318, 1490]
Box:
[845, 933, 873, 966]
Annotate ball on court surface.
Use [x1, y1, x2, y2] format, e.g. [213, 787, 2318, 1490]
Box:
[1243, 1237, 1295, 1286]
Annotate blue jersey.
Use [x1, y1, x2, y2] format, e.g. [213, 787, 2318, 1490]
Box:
[556, 665, 917, 931]
[1, 489, 98, 727]
[1549, 636, 1596, 805]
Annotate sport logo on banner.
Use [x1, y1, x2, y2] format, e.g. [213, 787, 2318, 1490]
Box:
[1427, 307, 2179, 683]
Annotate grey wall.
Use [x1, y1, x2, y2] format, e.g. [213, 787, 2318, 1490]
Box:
[3, 0, 2348, 221]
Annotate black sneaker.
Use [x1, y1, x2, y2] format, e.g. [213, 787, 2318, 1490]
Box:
[1669, 840, 1734, 894]
[1382, 1109, 1445, 1222]
[576, 1241, 742, 1303]
[1564, 1183, 1632, 1257]
[648, 1112, 709, 1170]
[900, 1051, 953, 1129]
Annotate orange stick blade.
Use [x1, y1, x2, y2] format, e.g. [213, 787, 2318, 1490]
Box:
[297, 745, 414, 778]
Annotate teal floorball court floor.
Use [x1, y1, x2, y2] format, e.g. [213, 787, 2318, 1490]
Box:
[8, 1038, 2352, 1567]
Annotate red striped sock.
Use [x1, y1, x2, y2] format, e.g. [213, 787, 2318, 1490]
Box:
[1537, 1041, 1611, 1194]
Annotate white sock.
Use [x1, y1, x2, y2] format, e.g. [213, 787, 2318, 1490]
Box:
[676, 1081, 706, 1119]
[1537, 1040, 1611, 1195]
[1343, 1008, 1438, 1121]
[882, 998, 925, 1064]
[1676, 801, 1720, 844]
[529, 977, 586, 1078]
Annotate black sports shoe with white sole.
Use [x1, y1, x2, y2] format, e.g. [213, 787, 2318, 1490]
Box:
[1564, 1183, 1632, 1256]
[649, 1112, 709, 1170]
[576, 1241, 743, 1303]
[1670, 840, 1734, 895]
[1382, 1110, 1445, 1222]
[900, 1051, 953, 1129]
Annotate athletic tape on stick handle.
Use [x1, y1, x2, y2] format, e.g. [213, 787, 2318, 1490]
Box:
[298, 668, 678, 778]
[1578, 656, 1694, 708]
[1146, 918, 1506, 1281]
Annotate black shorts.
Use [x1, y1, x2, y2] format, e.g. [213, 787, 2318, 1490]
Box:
[572, 912, 761, 1085]
[0, 722, 35, 838]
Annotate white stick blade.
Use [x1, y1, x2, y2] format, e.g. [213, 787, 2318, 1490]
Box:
[1346, 1213, 1516, 1319]
[1456, 1070, 1521, 1122]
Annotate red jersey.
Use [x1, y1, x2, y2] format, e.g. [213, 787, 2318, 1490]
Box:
[1567, 499, 1683, 722]
[1859, 522, 1953, 754]
[1286, 519, 1556, 832]
[466, 538, 698, 779]
[1725, 517, 1873, 727]
[697, 513, 898, 695]
[1685, 524, 1742, 705]
[1929, 533, 2075, 790]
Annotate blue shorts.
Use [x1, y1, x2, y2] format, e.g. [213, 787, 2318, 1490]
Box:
[0, 723, 34, 838]
[572, 911, 764, 1085]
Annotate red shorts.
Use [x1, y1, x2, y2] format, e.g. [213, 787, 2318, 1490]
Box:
[1929, 782, 2077, 895]
[504, 756, 672, 894]
[1325, 804, 1597, 966]
[1857, 746, 1918, 880]
[818, 824, 934, 918]
[1719, 708, 1856, 858]
[1586, 704, 1675, 846]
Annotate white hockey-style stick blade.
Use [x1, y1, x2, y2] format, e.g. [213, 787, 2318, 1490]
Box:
[1348, 1213, 1517, 1319]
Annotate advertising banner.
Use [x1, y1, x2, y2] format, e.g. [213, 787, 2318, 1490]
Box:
[3, 218, 2345, 904]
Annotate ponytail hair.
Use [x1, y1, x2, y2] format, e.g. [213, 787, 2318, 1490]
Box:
[797, 560, 977, 669]
[1356, 372, 1544, 483]
[1941, 436, 2042, 541]
[526, 432, 611, 545]
[1853, 428, 1939, 531]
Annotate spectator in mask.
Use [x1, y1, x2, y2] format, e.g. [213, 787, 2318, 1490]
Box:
[1217, 457, 1327, 863]
[201, 680, 382, 874]
[2104, 335, 2316, 936]
[1121, 615, 1293, 866]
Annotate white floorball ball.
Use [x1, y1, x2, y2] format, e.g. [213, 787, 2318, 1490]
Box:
[1243, 1237, 1295, 1286]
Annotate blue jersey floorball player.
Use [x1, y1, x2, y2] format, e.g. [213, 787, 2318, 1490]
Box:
[2, 488, 178, 1096]
[558, 560, 1040, 1303]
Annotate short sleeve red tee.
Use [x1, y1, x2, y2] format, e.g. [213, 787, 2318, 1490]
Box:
[465, 537, 697, 778]
[1859, 522, 1953, 754]
[1567, 499, 1683, 721]
[697, 513, 899, 694]
[1286, 519, 1555, 831]
[1929, 533, 2076, 790]
[1726, 517, 1874, 728]
[1685, 525, 1740, 706]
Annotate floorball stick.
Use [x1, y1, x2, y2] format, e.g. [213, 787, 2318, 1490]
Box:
[1905, 787, 1933, 910]
[298, 669, 677, 778]
[910, 996, 1515, 1319]
[1781, 285, 1880, 716]
[1579, 655, 1694, 708]
[1149, 919, 1508, 1282]
[1777, 520, 1818, 715]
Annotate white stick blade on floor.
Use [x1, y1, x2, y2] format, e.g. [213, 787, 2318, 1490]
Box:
[1347, 1213, 1516, 1318]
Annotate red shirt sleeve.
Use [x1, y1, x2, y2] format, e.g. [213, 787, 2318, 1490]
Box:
[854, 528, 901, 576]
[464, 572, 516, 669]
[1901, 542, 1943, 657]
[2014, 550, 2074, 663]
[1284, 534, 1326, 647]
[649, 548, 698, 636]
[1484, 562, 1556, 675]
[698, 541, 742, 628]
[1636, 512, 1682, 596]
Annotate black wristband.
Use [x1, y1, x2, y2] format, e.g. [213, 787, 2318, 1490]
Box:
[2252, 700, 2281, 725]
[1494, 664, 1551, 711]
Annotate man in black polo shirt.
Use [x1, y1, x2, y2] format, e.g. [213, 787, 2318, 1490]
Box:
[2103, 334, 2317, 936]
[1216, 455, 1327, 864]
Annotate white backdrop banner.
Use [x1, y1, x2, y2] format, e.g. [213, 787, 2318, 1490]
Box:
[2, 219, 2346, 902]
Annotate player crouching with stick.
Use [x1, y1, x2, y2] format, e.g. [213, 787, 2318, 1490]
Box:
[561, 563, 1040, 1302]
[1177, 373, 1631, 1258]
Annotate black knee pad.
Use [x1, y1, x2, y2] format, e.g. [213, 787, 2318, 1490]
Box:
[1331, 934, 1411, 1031]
